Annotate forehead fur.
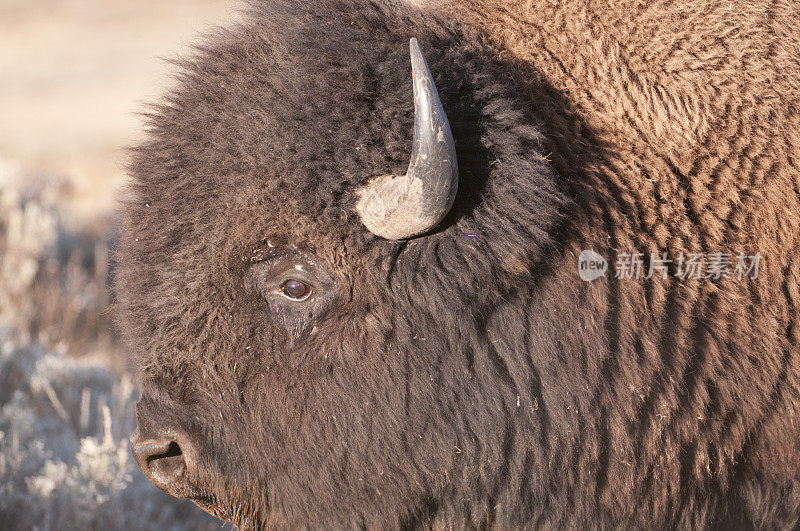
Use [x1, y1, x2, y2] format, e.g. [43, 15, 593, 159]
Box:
[115, 0, 566, 372]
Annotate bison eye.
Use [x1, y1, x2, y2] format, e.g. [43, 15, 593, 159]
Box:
[244, 251, 335, 340]
[280, 279, 312, 301]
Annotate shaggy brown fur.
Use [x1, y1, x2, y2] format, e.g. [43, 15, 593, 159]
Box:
[114, 0, 800, 527]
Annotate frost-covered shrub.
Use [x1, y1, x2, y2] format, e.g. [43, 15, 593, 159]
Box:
[0, 164, 220, 529]
[0, 328, 220, 530]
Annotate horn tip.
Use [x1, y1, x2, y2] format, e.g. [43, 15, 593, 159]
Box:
[409, 37, 422, 59]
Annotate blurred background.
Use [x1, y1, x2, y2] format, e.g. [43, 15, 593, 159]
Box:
[0, 1, 240, 528]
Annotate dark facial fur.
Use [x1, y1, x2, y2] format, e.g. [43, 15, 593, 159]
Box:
[115, 0, 800, 528]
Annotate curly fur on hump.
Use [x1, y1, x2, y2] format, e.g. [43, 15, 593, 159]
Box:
[114, 0, 800, 528]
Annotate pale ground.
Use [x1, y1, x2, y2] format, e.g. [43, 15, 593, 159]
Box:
[0, 0, 242, 222]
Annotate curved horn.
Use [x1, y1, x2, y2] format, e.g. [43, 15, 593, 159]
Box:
[356, 38, 458, 240]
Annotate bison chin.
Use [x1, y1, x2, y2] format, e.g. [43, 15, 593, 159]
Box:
[188, 484, 266, 530]
[184, 463, 279, 530]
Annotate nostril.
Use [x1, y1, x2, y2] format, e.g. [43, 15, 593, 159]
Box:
[148, 442, 186, 489]
[149, 441, 183, 462]
[131, 437, 189, 496]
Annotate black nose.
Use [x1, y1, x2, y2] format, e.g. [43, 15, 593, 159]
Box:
[130, 426, 192, 497]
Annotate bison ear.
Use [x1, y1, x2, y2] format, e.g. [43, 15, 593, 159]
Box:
[355, 38, 459, 240]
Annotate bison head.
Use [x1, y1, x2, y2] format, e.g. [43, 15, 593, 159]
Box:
[115, 0, 565, 527]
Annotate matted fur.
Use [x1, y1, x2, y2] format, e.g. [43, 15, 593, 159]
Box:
[114, 0, 800, 527]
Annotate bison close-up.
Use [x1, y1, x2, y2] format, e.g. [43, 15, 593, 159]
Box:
[113, 0, 800, 528]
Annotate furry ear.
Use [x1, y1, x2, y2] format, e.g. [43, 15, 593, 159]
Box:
[355, 38, 458, 240]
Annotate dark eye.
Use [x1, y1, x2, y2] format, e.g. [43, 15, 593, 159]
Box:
[280, 279, 312, 301]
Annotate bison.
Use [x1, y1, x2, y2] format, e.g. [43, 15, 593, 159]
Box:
[114, 0, 800, 527]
